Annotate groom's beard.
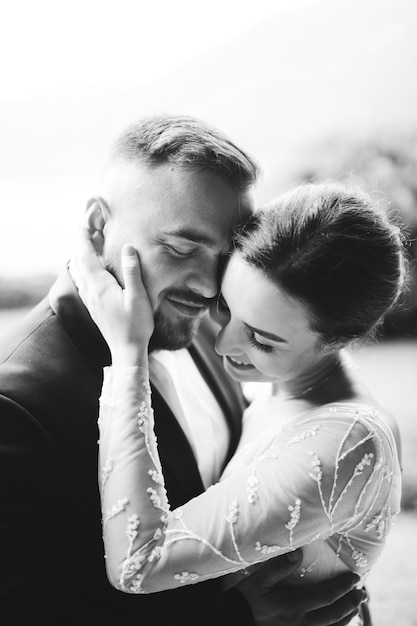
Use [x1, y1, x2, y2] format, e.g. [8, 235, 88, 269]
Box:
[149, 287, 210, 352]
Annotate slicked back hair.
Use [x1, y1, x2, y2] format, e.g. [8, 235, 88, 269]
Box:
[110, 114, 259, 191]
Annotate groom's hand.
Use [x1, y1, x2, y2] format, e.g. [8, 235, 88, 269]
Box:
[236, 552, 365, 626]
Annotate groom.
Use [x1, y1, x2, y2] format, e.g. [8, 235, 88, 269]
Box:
[0, 114, 366, 625]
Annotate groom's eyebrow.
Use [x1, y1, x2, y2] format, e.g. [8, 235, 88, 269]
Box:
[245, 323, 288, 344]
[164, 228, 218, 248]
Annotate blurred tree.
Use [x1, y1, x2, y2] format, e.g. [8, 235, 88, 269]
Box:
[294, 130, 417, 339]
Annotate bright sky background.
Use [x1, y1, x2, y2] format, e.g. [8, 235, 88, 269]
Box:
[0, 0, 318, 98]
[1, 0, 416, 277]
[0, 0, 322, 277]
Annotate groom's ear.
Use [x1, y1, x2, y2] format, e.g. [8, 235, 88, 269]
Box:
[85, 197, 107, 255]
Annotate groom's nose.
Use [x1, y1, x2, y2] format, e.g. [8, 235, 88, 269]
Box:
[185, 258, 219, 300]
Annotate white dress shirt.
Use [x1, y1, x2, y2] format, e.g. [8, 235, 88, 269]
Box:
[148, 349, 230, 488]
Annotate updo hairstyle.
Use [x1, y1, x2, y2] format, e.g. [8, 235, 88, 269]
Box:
[233, 183, 407, 345]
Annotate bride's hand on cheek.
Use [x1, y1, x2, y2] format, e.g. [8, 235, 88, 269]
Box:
[69, 228, 154, 367]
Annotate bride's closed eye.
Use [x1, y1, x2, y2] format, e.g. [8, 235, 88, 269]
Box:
[244, 327, 274, 353]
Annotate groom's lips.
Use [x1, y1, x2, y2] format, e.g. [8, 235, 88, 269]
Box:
[166, 297, 207, 317]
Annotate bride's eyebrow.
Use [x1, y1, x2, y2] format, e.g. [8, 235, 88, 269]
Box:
[244, 322, 288, 344]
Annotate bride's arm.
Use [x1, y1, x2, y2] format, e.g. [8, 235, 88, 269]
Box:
[99, 368, 390, 594]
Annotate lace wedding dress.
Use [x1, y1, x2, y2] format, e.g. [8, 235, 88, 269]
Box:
[98, 366, 401, 595]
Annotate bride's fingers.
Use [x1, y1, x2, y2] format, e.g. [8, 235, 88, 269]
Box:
[71, 227, 116, 310]
[70, 227, 99, 285]
[121, 245, 154, 339]
[78, 225, 96, 253]
[121, 245, 145, 299]
[76, 227, 106, 277]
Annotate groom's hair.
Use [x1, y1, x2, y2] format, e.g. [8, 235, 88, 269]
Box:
[109, 114, 259, 191]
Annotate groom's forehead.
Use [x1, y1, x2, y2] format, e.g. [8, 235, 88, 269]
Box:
[103, 160, 255, 231]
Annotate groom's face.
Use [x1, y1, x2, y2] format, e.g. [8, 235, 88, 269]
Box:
[99, 161, 254, 350]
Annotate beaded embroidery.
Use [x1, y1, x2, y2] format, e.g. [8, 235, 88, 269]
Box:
[98, 369, 401, 593]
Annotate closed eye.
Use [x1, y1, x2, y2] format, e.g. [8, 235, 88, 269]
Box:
[245, 327, 274, 353]
[164, 244, 196, 258]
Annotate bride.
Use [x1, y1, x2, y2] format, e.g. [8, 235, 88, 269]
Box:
[71, 182, 404, 622]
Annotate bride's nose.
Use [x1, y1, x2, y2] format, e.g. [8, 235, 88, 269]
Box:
[215, 321, 243, 357]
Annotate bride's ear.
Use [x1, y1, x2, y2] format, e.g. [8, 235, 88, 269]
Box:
[85, 197, 108, 255]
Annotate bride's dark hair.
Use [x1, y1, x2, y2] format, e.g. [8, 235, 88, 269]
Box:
[233, 182, 407, 344]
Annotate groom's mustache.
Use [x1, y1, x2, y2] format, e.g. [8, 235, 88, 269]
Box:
[161, 287, 213, 309]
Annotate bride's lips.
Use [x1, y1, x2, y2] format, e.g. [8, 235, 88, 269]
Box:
[224, 355, 255, 371]
[166, 297, 207, 317]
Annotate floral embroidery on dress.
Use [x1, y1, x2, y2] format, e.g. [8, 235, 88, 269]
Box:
[126, 514, 140, 542]
[128, 573, 145, 593]
[148, 546, 164, 562]
[225, 499, 239, 524]
[285, 498, 302, 545]
[309, 452, 323, 481]
[355, 453, 375, 474]
[103, 497, 129, 527]
[297, 557, 319, 578]
[148, 469, 164, 485]
[137, 401, 148, 430]
[101, 458, 113, 487]
[98, 367, 400, 594]
[142, 378, 151, 395]
[286, 425, 320, 447]
[365, 504, 388, 539]
[147, 487, 164, 510]
[174, 571, 199, 584]
[246, 475, 260, 504]
[351, 548, 368, 568]
[122, 552, 146, 579]
[255, 541, 282, 555]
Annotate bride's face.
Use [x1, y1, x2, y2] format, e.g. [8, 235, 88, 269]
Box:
[214, 253, 326, 384]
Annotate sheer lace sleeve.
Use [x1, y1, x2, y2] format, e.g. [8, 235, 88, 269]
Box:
[98, 366, 400, 594]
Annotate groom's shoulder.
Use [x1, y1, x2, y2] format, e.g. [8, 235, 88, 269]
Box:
[0, 290, 92, 396]
[0, 297, 55, 364]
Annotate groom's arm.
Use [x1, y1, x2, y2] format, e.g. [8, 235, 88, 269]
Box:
[179, 553, 366, 626]
[235, 553, 367, 626]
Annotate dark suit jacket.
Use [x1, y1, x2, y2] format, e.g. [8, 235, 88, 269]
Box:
[0, 269, 252, 625]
